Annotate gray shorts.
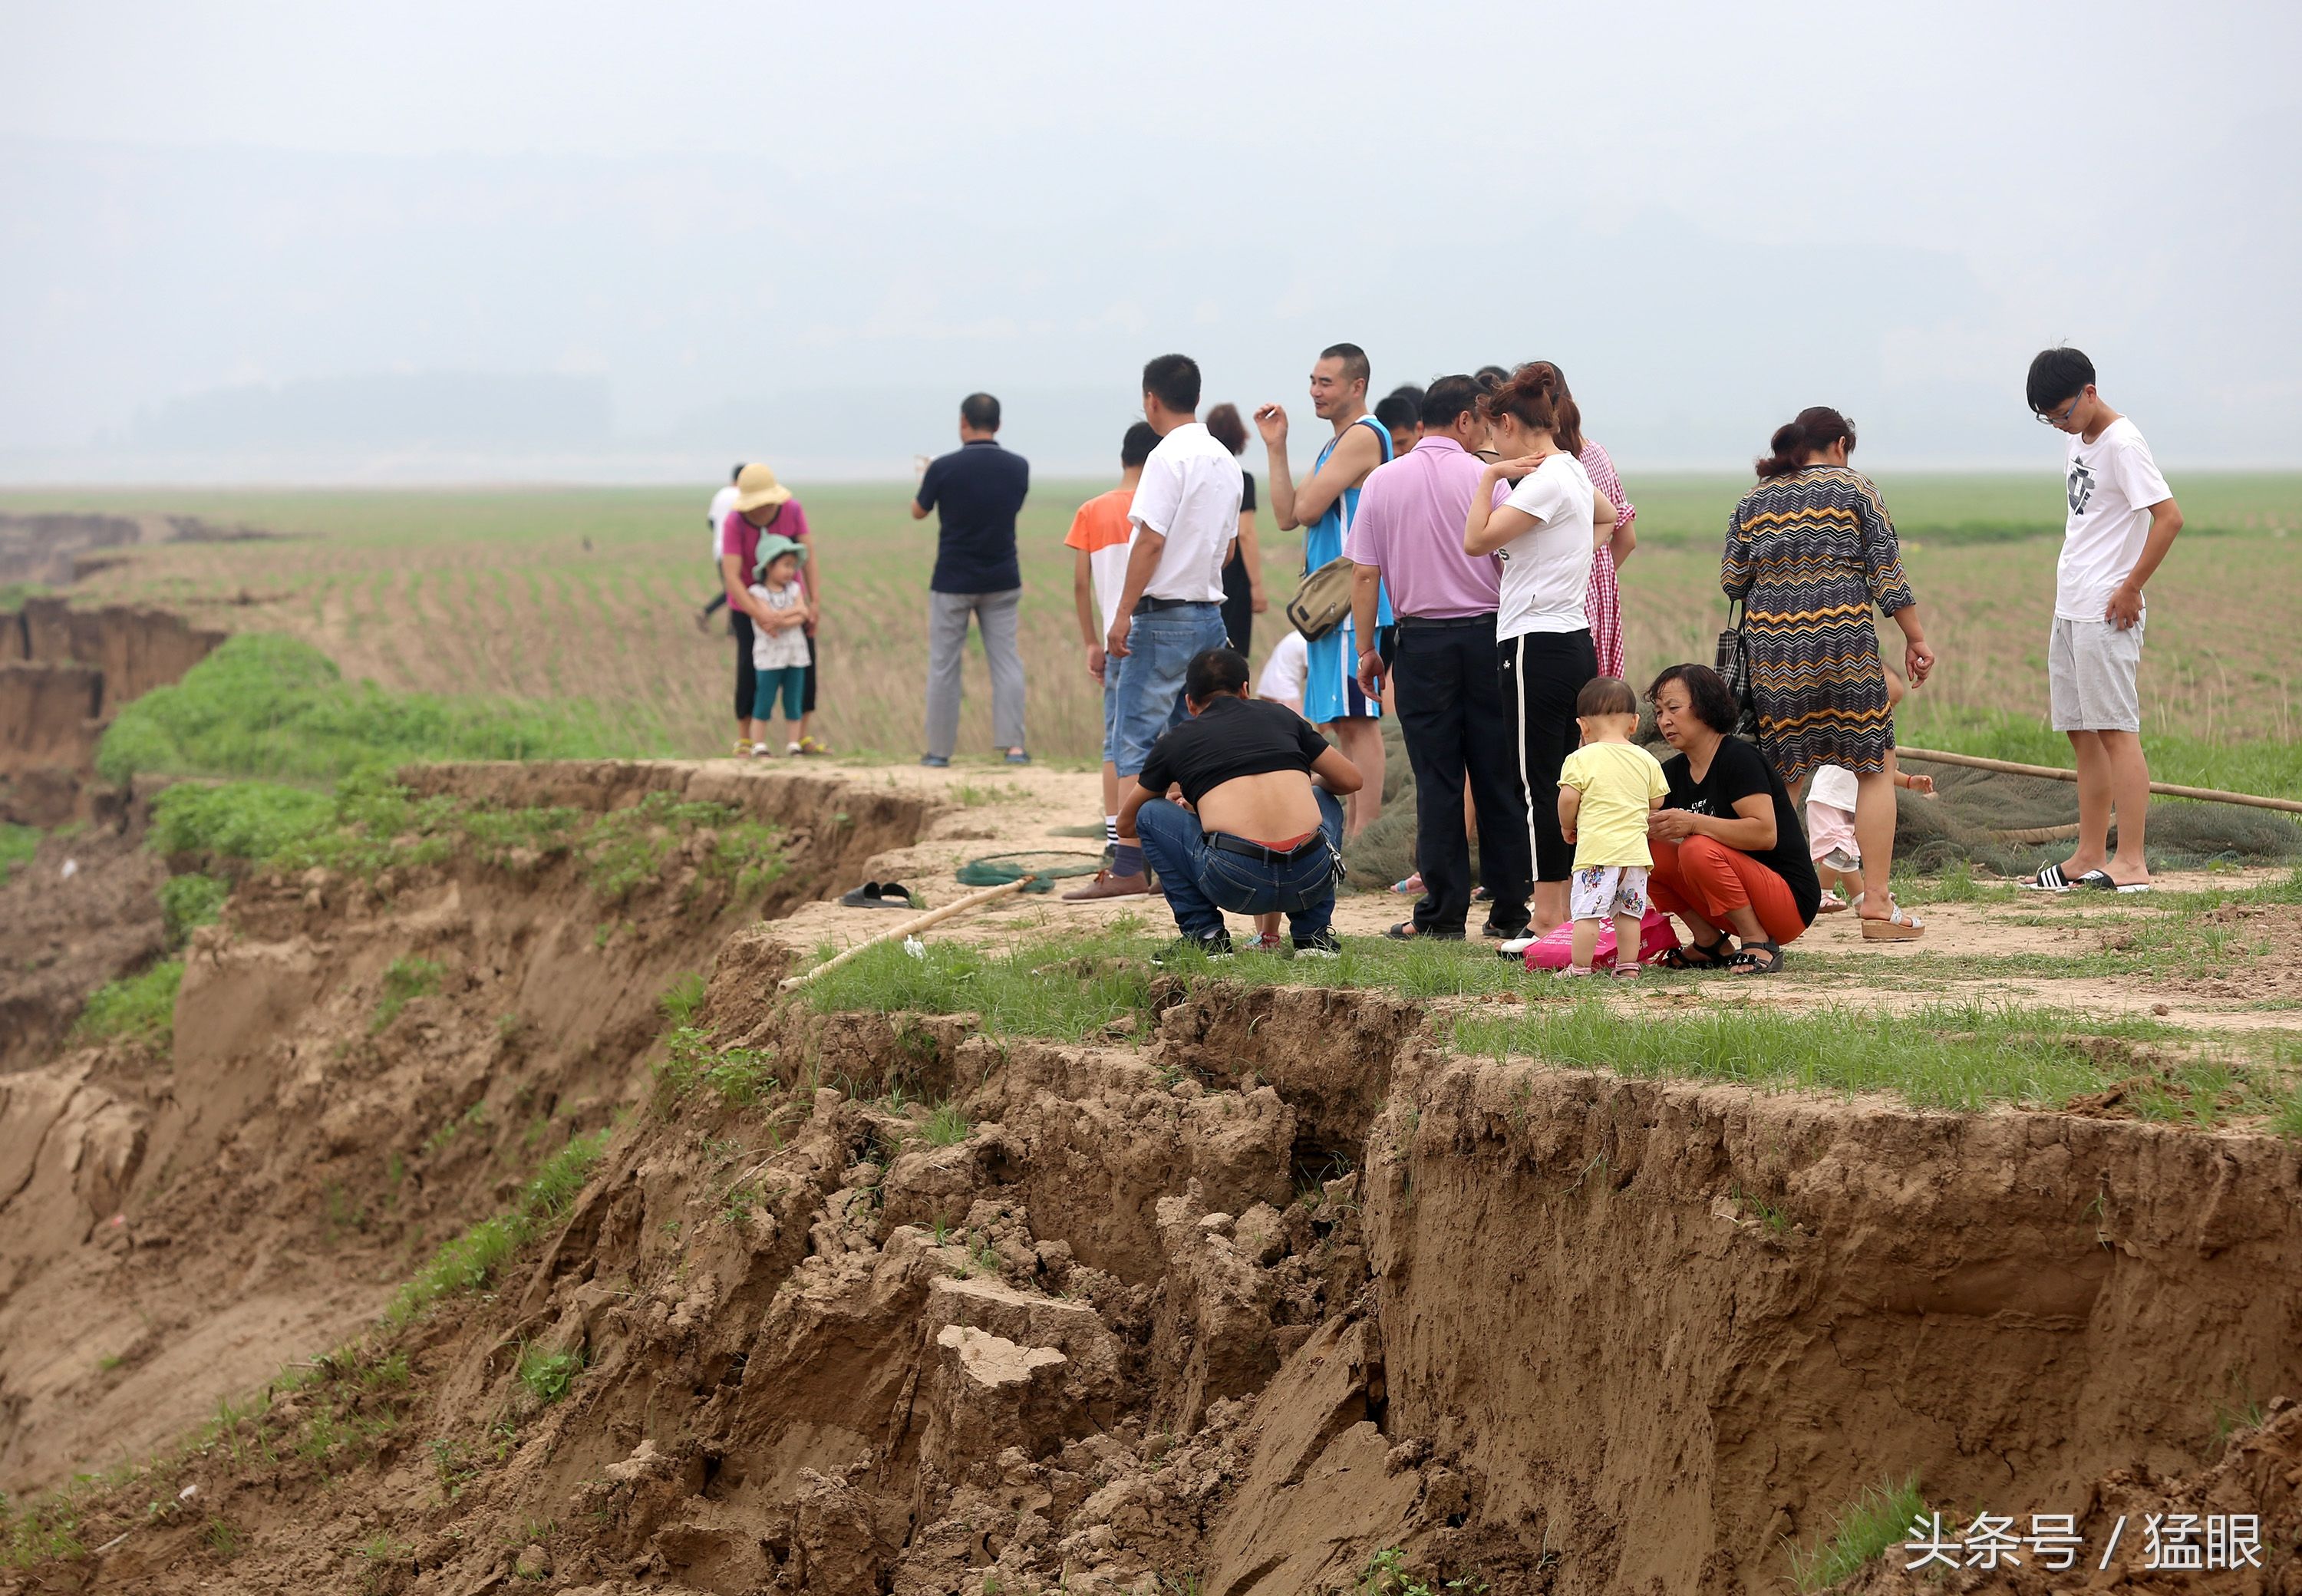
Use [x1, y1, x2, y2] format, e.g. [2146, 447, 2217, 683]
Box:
[2048, 615, 2143, 734]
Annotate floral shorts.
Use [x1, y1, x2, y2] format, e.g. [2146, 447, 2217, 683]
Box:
[1571, 864, 1650, 922]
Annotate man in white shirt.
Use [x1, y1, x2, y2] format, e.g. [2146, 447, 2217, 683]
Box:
[693, 463, 745, 631]
[2024, 346, 2184, 893]
[1255, 630, 1309, 716]
[1066, 354, 1241, 899]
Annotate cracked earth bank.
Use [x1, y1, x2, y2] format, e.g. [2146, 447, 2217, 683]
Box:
[3, 761, 2300, 1594]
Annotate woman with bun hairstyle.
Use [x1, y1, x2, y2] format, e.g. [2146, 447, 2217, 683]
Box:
[1461, 362, 1618, 942]
[1725, 407, 1935, 941]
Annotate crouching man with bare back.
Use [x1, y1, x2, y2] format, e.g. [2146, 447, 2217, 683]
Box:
[1122, 647, 1362, 961]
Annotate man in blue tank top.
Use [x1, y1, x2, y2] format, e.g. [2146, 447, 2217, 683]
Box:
[1255, 343, 1393, 836]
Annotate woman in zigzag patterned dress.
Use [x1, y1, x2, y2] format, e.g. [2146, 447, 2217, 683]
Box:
[1724, 407, 1937, 939]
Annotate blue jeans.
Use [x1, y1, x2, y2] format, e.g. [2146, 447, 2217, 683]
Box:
[1137, 789, 1345, 941]
[1111, 602, 1229, 777]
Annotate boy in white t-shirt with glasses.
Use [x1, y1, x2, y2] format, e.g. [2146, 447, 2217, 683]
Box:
[2023, 346, 2184, 894]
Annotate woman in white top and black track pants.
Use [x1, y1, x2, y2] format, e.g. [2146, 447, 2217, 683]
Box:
[1462, 363, 1618, 941]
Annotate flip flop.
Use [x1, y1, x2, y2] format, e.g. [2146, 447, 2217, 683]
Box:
[839, 882, 918, 910]
[1859, 905, 1926, 941]
[2073, 870, 2153, 894]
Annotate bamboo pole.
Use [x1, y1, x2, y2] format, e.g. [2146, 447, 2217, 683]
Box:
[1897, 746, 2302, 816]
[777, 876, 1036, 991]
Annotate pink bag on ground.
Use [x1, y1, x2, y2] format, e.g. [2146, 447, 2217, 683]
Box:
[1519, 909, 1681, 971]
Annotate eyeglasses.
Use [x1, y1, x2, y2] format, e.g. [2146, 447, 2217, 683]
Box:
[2035, 392, 2085, 427]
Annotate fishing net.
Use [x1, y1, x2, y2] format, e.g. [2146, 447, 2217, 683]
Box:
[1891, 760, 2300, 875]
[954, 851, 1106, 892]
[1341, 717, 2300, 889]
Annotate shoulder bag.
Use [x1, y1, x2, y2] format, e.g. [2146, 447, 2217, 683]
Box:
[1713, 598, 1763, 738]
[1286, 556, 1357, 643]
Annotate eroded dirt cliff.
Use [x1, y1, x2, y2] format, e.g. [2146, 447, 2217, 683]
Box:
[2, 763, 2298, 1594]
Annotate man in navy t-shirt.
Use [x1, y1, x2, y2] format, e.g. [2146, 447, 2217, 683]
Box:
[912, 393, 1031, 765]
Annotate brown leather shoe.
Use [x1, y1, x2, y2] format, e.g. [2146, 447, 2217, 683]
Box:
[1061, 870, 1150, 901]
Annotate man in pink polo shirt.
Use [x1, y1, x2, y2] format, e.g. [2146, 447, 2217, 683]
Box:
[1344, 375, 1532, 941]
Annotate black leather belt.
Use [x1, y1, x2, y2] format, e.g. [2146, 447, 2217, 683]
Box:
[1393, 613, 1496, 631]
[1206, 830, 1331, 864]
[1133, 595, 1211, 614]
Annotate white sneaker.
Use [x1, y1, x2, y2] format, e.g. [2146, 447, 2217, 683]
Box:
[1497, 935, 1539, 958]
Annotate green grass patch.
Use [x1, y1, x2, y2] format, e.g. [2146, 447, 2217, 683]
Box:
[1454, 1000, 2174, 1113]
[371, 955, 444, 1032]
[1785, 1474, 1928, 1592]
[0, 822, 38, 885]
[799, 928, 1161, 1041]
[384, 1128, 610, 1327]
[71, 961, 183, 1050]
[96, 632, 623, 785]
[159, 872, 229, 945]
[147, 773, 784, 905]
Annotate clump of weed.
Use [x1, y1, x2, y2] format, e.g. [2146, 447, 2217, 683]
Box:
[384, 1129, 609, 1327]
[71, 961, 184, 1050]
[922, 1101, 971, 1148]
[371, 955, 445, 1032]
[1784, 1475, 1927, 1592]
[0, 822, 38, 885]
[159, 872, 229, 946]
[516, 1345, 584, 1406]
[653, 1026, 777, 1110]
[658, 971, 707, 1027]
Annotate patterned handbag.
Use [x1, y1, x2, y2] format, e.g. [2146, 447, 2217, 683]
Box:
[1713, 598, 1762, 738]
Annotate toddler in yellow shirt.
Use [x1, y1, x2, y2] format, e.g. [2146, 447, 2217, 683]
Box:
[1557, 677, 1670, 978]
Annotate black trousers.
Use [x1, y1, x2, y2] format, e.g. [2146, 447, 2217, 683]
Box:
[731, 611, 756, 724]
[1393, 615, 1532, 935]
[1220, 548, 1254, 657]
[1498, 628, 1598, 882]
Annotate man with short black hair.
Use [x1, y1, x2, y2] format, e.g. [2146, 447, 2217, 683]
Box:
[1256, 342, 1393, 836]
[1375, 387, 1423, 460]
[694, 463, 746, 631]
[1065, 421, 1160, 885]
[913, 392, 1031, 766]
[2023, 346, 2184, 893]
[1346, 375, 1532, 941]
[1123, 647, 1364, 959]
[1066, 354, 1241, 899]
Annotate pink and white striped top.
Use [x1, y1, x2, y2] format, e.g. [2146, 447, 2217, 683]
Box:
[1578, 440, 1636, 680]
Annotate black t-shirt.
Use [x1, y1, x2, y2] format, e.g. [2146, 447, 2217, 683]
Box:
[1222, 473, 1258, 576]
[1660, 736, 1822, 925]
[1138, 694, 1330, 809]
[915, 439, 1030, 594]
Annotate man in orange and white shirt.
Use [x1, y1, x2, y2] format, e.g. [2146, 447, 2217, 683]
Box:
[1067, 421, 1160, 862]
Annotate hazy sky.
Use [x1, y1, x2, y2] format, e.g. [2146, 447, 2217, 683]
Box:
[5, 0, 2299, 479]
